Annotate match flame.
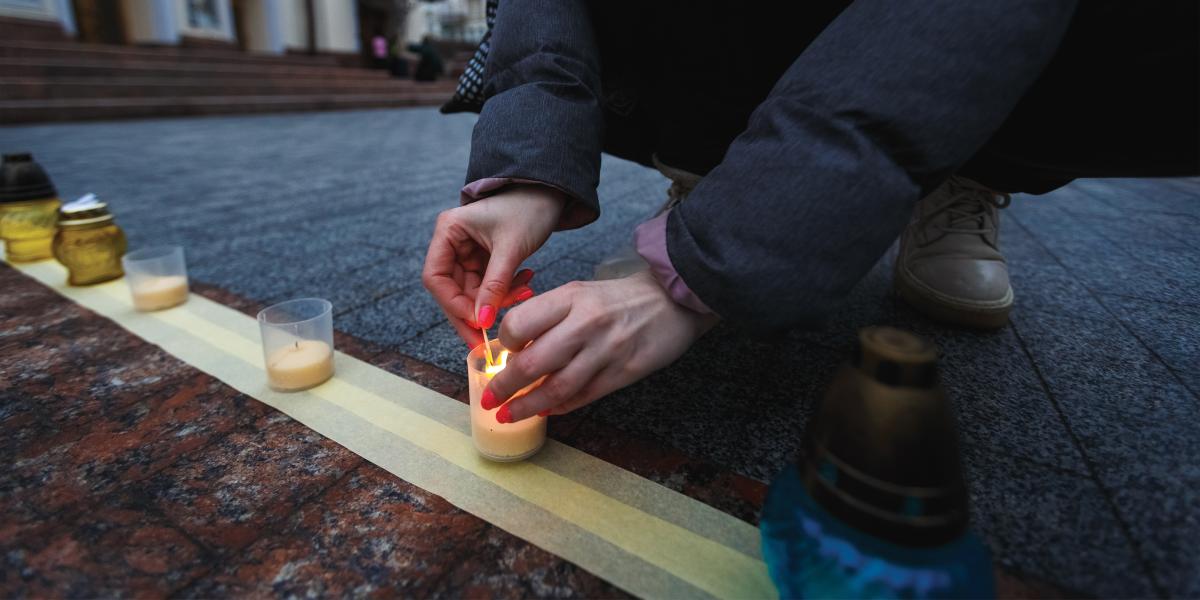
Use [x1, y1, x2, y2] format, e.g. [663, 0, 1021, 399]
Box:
[485, 350, 510, 376]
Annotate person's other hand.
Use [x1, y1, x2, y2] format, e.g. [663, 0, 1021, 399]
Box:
[481, 270, 719, 421]
[422, 185, 564, 347]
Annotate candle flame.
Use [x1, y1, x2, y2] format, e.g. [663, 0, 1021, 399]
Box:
[485, 350, 510, 376]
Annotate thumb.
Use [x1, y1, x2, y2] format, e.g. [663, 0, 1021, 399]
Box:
[475, 247, 523, 329]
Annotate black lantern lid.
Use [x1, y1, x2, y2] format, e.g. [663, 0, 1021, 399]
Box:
[802, 327, 969, 546]
[0, 153, 58, 203]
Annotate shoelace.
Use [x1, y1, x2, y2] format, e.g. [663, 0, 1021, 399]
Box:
[926, 179, 1012, 237]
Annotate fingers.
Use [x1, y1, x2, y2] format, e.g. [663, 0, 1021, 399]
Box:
[547, 363, 623, 415]
[423, 221, 477, 324]
[498, 282, 576, 351]
[500, 348, 606, 421]
[499, 269, 535, 307]
[483, 323, 583, 410]
[474, 246, 525, 328]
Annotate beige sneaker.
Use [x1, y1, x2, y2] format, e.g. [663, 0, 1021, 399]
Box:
[895, 176, 1014, 329]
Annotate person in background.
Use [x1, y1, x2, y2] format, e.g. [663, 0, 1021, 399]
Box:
[410, 35, 445, 82]
[371, 32, 389, 69]
[423, 1, 1198, 422]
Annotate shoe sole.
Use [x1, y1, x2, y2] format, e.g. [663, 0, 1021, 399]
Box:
[894, 262, 1013, 329]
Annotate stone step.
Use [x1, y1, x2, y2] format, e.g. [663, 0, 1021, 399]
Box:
[0, 93, 453, 123]
[0, 39, 344, 67]
[0, 57, 398, 81]
[0, 76, 455, 101]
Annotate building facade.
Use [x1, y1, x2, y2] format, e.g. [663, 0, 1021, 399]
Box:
[0, 0, 485, 59]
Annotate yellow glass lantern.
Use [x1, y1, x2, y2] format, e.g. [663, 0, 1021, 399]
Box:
[0, 153, 61, 262]
[52, 195, 127, 286]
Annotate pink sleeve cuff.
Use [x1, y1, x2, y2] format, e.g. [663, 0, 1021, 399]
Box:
[461, 178, 596, 230]
[635, 211, 716, 316]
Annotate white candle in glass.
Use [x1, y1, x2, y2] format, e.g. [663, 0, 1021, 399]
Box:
[468, 340, 547, 462]
[257, 298, 335, 392]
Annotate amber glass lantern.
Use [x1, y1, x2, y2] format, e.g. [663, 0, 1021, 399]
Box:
[0, 153, 62, 262]
[52, 195, 126, 286]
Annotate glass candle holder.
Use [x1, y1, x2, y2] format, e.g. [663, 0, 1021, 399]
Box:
[122, 245, 189, 312]
[257, 298, 334, 392]
[467, 338, 547, 462]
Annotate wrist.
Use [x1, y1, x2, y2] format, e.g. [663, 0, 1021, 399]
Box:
[633, 270, 719, 339]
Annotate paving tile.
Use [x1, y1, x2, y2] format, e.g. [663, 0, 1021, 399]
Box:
[179, 463, 629, 599]
[135, 412, 361, 558]
[559, 417, 767, 525]
[1012, 309, 1200, 594]
[334, 283, 446, 348]
[295, 252, 422, 315]
[373, 348, 466, 398]
[0, 316, 169, 428]
[583, 325, 841, 483]
[1100, 295, 1200, 376]
[6, 374, 267, 517]
[1007, 259, 1108, 320]
[0, 492, 212, 599]
[962, 450, 1155, 598]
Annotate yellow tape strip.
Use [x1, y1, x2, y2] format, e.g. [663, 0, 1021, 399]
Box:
[12, 260, 774, 600]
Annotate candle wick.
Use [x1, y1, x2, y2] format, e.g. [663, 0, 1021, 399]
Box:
[294, 341, 299, 350]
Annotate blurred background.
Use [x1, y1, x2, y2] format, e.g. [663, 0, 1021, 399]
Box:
[0, 0, 483, 122]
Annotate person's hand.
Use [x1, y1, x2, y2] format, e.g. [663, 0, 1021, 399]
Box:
[481, 270, 719, 421]
[423, 186, 564, 347]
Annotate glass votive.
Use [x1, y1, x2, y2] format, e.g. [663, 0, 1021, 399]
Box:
[122, 245, 189, 312]
[257, 298, 334, 392]
[467, 338, 547, 462]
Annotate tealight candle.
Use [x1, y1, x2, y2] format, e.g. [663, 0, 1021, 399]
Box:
[131, 275, 189, 311]
[257, 298, 335, 392]
[122, 245, 189, 312]
[266, 339, 333, 391]
[467, 338, 547, 462]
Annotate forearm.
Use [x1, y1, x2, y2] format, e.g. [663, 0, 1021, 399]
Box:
[465, 0, 604, 230]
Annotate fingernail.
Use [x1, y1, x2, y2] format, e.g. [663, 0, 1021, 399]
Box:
[515, 288, 534, 302]
[481, 387, 497, 410]
[496, 404, 513, 424]
[537, 409, 550, 417]
[478, 305, 496, 329]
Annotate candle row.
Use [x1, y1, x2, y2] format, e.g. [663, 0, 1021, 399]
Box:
[123, 245, 336, 393]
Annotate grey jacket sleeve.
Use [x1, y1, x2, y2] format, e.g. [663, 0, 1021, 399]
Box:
[668, 0, 1077, 333]
[465, 0, 604, 229]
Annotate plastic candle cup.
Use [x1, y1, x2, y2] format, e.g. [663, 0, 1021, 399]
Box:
[122, 245, 189, 312]
[467, 338, 547, 462]
[257, 298, 334, 392]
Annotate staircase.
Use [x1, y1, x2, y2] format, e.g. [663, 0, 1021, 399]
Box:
[0, 39, 459, 124]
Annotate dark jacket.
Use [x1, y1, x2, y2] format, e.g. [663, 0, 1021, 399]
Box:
[465, 0, 1195, 332]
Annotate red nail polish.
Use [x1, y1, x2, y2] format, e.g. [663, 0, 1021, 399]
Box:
[481, 388, 497, 410]
[515, 288, 534, 302]
[537, 409, 550, 417]
[496, 404, 513, 424]
[478, 305, 496, 329]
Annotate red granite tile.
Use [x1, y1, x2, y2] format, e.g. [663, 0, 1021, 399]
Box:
[0, 492, 211, 598]
[333, 328, 386, 362]
[189, 281, 264, 318]
[136, 411, 361, 558]
[180, 463, 630, 599]
[559, 418, 766, 526]
[7, 373, 269, 516]
[374, 348, 465, 398]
